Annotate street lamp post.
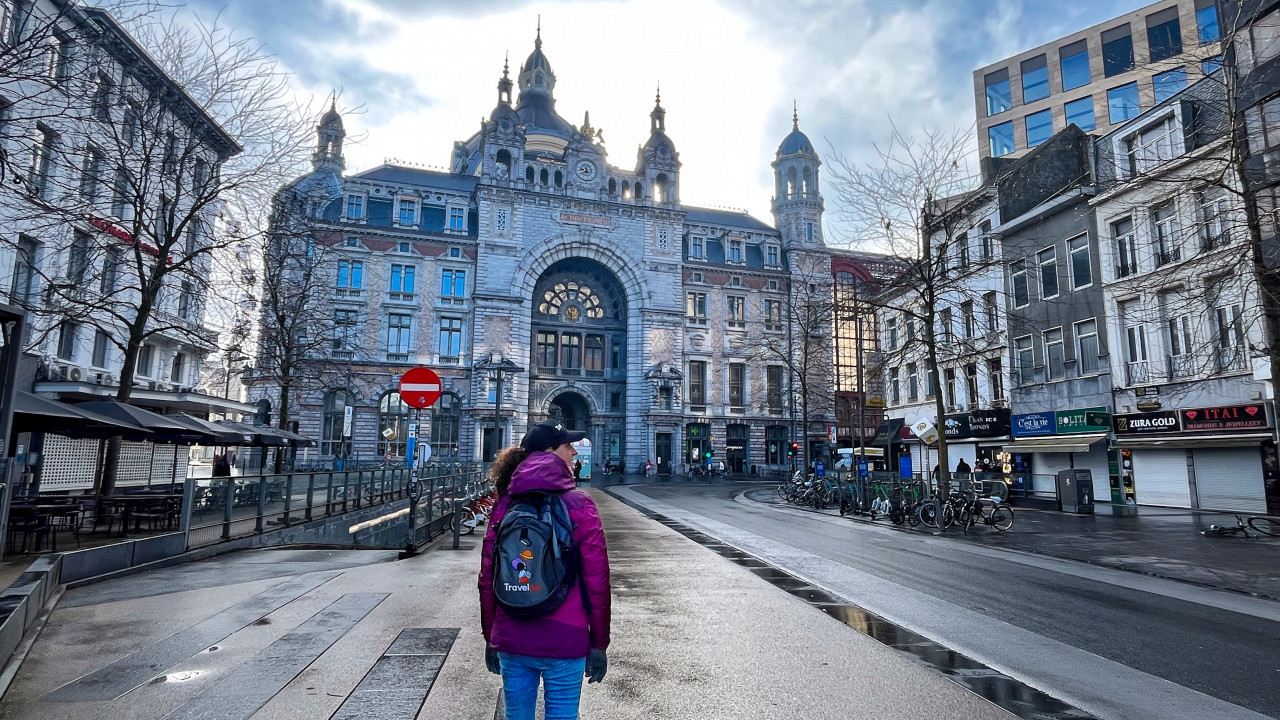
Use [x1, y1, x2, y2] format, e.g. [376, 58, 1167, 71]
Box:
[475, 352, 524, 461]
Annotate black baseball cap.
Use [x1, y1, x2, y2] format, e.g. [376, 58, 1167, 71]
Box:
[521, 420, 586, 452]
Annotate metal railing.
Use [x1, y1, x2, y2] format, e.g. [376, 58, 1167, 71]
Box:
[185, 467, 412, 549]
[404, 463, 487, 553]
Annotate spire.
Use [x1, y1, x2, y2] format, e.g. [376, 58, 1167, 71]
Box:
[536, 15, 542, 49]
[581, 110, 594, 137]
[650, 84, 666, 133]
[792, 100, 798, 130]
[497, 52, 513, 104]
[503, 51, 510, 79]
[655, 82, 661, 107]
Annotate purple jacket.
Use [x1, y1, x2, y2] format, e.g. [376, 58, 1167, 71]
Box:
[479, 452, 611, 658]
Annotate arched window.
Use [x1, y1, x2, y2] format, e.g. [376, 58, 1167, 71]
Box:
[525, 165, 535, 183]
[535, 72, 544, 87]
[495, 149, 512, 180]
[608, 178, 617, 195]
[621, 181, 630, 199]
[254, 398, 271, 426]
[430, 393, 460, 458]
[540, 168, 549, 186]
[802, 166, 813, 196]
[633, 182, 642, 201]
[321, 389, 353, 457]
[377, 391, 410, 457]
[654, 173, 669, 203]
[554, 170, 563, 188]
[787, 167, 798, 199]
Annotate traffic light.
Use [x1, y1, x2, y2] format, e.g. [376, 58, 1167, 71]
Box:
[787, 442, 799, 458]
[705, 449, 713, 460]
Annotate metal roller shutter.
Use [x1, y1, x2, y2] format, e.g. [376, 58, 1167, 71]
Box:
[1192, 448, 1267, 513]
[1132, 449, 1190, 508]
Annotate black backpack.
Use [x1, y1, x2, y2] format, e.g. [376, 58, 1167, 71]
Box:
[492, 491, 581, 618]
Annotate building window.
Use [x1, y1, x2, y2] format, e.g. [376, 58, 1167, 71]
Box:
[727, 295, 745, 327]
[806, 223, 815, 242]
[907, 362, 919, 401]
[438, 317, 462, 359]
[1044, 328, 1065, 380]
[136, 344, 154, 377]
[981, 221, 994, 258]
[767, 365, 783, 410]
[729, 239, 743, 262]
[944, 367, 957, 408]
[1102, 25, 1135, 77]
[989, 358, 1005, 401]
[1015, 335, 1035, 384]
[962, 300, 976, 338]
[957, 233, 970, 269]
[609, 391, 622, 413]
[178, 280, 194, 319]
[764, 299, 782, 330]
[656, 226, 669, 251]
[1146, 8, 1182, 62]
[333, 309, 358, 351]
[988, 121, 1015, 157]
[336, 260, 363, 288]
[1122, 301, 1149, 384]
[1038, 246, 1058, 299]
[1203, 55, 1222, 74]
[686, 292, 707, 324]
[766, 425, 789, 464]
[1021, 55, 1049, 103]
[449, 207, 465, 230]
[1153, 68, 1187, 103]
[1113, 218, 1138, 277]
[984, 68, 1011, 116]
[91, 334, 114, 375]
[387, 313, 412, 355]
[1011, 259, 1029, 308]
[1059, 39, 1090, 91]
[1076, 319, 1100, 375]
[691, 236, 704, 259]
[441, 268, 466, 297]
[398, 199, 416, 226]
[29, 126, 55, 197]
[389, 264, 416, 294]
[688, 360, 707, 406]
[610, 337, 624, 370]
[886, 317, 899, 349]
[91, 73, 113, 121]
[1107, 83, 1141, 124]
[1064, 97, 1096, 131]
[1152, 203, 1181, 266]
[495, 207, 509, 233]
[728, 362, 745, 407]
[659, 386, 673, 411]
[965, 364, 979, 406]
[1025, 109, 1054, 147]
[766, 245, 779, 265]
[346, 195, 363, 220]
[321, 389, 353, 457]
[80, 146, 103, 201]
[889, 367, 900, 404]
[377, 391, 410, 457]
[536, 331, 557, 369]
[1197, 2, 1220, 44]
[939, 307, 953, 342]
[56, 322, 77, 361]
[984, 291, 998, 333]
[1067, 234, 1092, 289]
[905, 316, 916, 341]
[68, 229, 90, 283]
[98, 246, 118, 295]
[1199, 190, 1230, 250]
[560, 333, 581, 370]
[429, 393, 460, 458]
[584, 335, 604, 372]
[170, 353, 186, 384]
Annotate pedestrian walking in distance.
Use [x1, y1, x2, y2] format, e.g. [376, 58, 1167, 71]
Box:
[955, 457, 972, 475]
[479, 420, 612, 720]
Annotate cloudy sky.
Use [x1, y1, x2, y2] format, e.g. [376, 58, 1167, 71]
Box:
[187, 0, 1149, 238]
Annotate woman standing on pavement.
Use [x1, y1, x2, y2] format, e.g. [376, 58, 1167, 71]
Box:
[478, 420, 612, 720]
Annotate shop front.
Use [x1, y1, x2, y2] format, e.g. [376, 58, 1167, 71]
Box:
[942, 408, 1012, 473]
[1004, 407, 1111, 502]
[1113, 402, 1275, 513]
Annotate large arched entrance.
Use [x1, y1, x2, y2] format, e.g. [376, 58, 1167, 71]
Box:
[530, 257, 628, 469]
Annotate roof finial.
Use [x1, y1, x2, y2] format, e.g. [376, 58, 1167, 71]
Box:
[535, 15, 542, 48]
[792, 100, 798, 130]
[503, 51, 509, 78]
[655, 82, 661, 106]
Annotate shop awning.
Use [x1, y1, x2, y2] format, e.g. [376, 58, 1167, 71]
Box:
[1113, 432, 1274, 449]
[12, 391, 150, 439]
[1003, 433, 1108, 454]
[74, 400, 218, 444]
[870, 418, 905, 446]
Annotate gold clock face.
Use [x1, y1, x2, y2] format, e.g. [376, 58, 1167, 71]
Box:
[565, 306, 581, 321]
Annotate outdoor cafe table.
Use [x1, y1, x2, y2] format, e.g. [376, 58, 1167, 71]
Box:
[101, 494, 184, 536]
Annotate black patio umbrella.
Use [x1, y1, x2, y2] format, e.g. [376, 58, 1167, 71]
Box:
[74, 400, 217, 445]
[214, 420, 289, 447]
[169, 414, 246, 444]
[12, 391, 152, 439]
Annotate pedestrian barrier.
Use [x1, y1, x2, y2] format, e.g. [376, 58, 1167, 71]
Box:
[403, 463, 487, 554]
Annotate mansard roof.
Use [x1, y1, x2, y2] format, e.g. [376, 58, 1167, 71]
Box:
[351, 165, 480, 193]
[683, 206, 775, 233]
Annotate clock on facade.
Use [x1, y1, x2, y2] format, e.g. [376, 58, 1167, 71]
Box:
[575, 160, 596, 181]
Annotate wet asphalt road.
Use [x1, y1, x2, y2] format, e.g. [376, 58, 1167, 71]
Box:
[623, 482, 1280, 720]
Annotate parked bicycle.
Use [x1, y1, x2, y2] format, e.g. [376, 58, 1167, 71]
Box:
[958, 491, 1014, 533]
[1201, 514, 1279, 538]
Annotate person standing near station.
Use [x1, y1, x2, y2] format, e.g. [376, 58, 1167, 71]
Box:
[479, 420, 612, 720]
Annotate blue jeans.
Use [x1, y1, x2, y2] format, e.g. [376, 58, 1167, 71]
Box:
[498, 652, 587, 720]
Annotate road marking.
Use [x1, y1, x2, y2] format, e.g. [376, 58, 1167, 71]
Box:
[163, 593, 388, 720]
[42, 571, 344, 703]
[331, 628, 458, 720]
[614, 486, 1274, 720]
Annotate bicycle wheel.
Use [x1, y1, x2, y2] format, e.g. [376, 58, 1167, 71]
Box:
[990, 504, 1014, 531]
[940, 503, 955, 529]
[907, 502, 920, 527]
[960, 506, 974, 533]
[1247, 516, 1278, 536]
[918, 502, 937, 528]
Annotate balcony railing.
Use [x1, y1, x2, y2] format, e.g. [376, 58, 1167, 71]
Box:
[387, 291, 416, 303]
[686, 316, 707, 326]
[1167, 353, 1195, 379]
[1201, 232, 1228, 252]
[387, 352, 410, 363]
[1126, 360, 1150, 385]
[1218, 346, 1246, 373]
[1154, 248, 1182, 267]
[1116, 263, 1137, 279]
[334, 287, 363, 299]
[331, 350, 354, 361]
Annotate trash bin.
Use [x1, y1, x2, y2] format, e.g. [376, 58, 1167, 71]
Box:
[1056, 469, 1094, 513]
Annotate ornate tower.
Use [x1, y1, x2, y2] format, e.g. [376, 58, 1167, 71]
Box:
[771, 104, 824, 249]
[637, 86, 680, 205]
[312, 100, 345, 173]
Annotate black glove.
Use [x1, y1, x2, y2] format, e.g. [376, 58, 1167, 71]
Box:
[485, 645, 501, 675]
[584, 648, 607, 683]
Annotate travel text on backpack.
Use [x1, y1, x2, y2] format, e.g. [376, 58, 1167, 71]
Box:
[492, 491, 582, 617]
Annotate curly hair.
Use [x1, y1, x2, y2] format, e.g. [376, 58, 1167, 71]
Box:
[488, 446, 531, 497]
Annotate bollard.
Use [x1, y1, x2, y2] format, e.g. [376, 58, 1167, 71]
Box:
[283, 475, 294, 526]
[222, 480, 234, 540]
[452, 498, 462, 549]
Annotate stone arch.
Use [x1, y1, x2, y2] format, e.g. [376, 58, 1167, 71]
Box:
[511, 234, 648, 313]
[545, 386, 601, 418]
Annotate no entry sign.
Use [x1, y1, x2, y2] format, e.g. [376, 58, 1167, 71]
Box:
[399, 367, 442, 408]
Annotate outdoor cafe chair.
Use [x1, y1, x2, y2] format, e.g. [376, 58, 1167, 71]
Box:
[6, 505, 53, 554]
